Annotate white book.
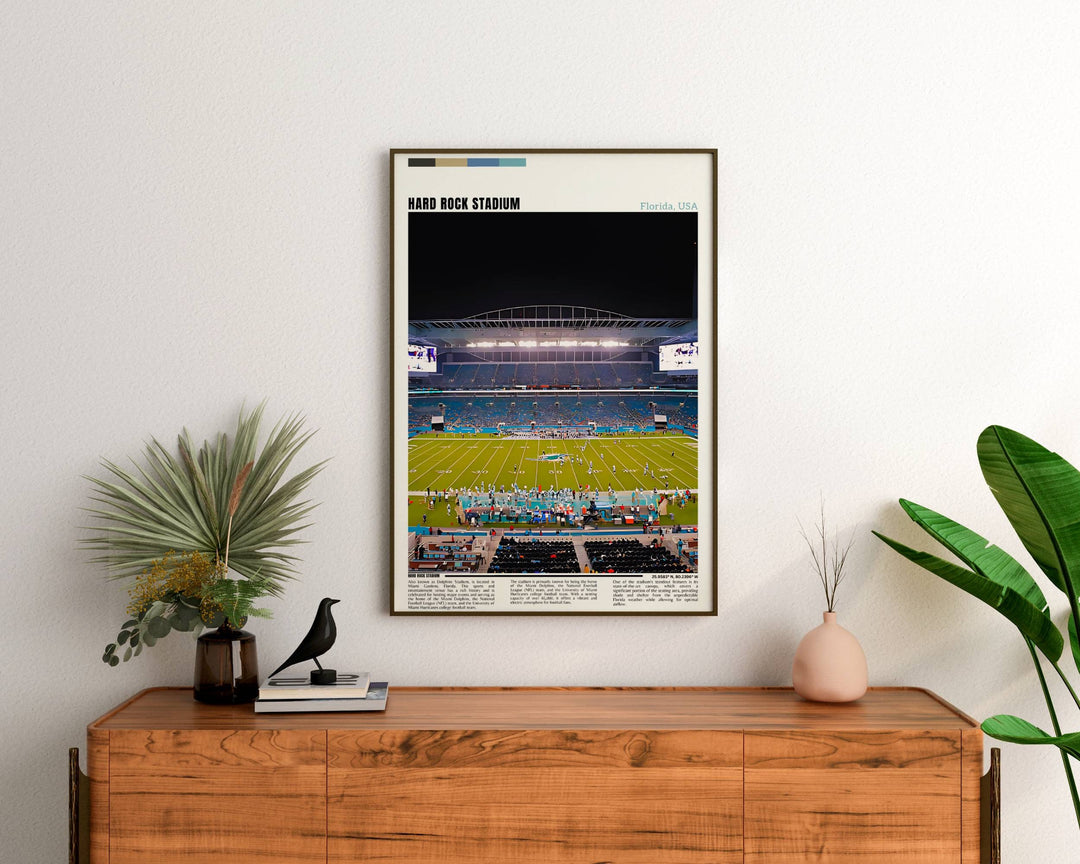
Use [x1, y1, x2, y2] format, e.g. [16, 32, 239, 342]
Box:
[254, 682, 388, 714]
[257, 671, 370, 701]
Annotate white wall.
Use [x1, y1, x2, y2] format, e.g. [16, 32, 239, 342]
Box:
[3, 1, 1079, 859]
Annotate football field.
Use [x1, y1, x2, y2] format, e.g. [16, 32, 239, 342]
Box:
[408, 433, 697, 495]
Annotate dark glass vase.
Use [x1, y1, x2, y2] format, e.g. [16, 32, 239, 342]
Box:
[193, 622, 259, 704]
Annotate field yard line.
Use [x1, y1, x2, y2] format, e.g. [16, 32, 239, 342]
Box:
[603, 440, 644, 491]
[407, 436, 441, 453]
[466, 439, 503, 488]
[409, 446, 453, 480]
[644, 438, 696, 490]
[661, 438, 698, 477]
[417, 442, 464, 492]
[511, 440, 528, 488]
[582, 440, 614, 490]
[667, 436, 699, 467]
[408, 436, 465, 476]
[533, 439, 540, 490]
[472, 440, 503, 485]
[566, 448, 582, 489]
[408, 440, 458, 487]
[444, 441, 489, 491]
[492, 438, 513, 485]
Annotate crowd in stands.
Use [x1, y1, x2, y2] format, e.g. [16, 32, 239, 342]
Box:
[440, 361, 655, 390]
[408, 395, 698, 432]
[489, 537, 579, 574]
[584, 538, 692, 573]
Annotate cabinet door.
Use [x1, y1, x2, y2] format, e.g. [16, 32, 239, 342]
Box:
[329, 729, 742, 863]
[744, 731, 961, 863]
[109, 729, 326, 864]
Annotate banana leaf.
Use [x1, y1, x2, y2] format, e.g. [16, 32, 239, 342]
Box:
[897, 499, 1050, 611]
[977, 426, 1080, 601]
[1071, 613, 1080, 676]
[982, 714, 1080, 761]
[873, 531, 1062, 661]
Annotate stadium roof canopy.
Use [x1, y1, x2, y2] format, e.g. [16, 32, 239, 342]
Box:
[409, 305, 696, 348]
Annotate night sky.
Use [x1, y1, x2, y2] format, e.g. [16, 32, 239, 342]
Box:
[408, 212, 698, 320]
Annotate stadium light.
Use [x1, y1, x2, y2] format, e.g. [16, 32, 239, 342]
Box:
[498, 340, 515, 346]
[580, 340, 598, 346]
[518, 339, 538, 347]
[539, 340, 558, 346]
[560, 340, 578, 346]
[468, 341, 497, 347]
[600, 340, 628, 347]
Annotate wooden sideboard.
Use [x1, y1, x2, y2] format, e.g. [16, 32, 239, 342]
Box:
[86, 686, 984, 863]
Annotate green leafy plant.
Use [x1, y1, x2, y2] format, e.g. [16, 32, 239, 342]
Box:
[874, 425, 1080, 829]
[202, 569, 274, 630]
[86, 403, 326, 664]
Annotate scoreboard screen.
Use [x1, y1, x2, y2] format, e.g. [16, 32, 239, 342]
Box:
[658, 341, 698, 371]
[408, 344, 437, 372]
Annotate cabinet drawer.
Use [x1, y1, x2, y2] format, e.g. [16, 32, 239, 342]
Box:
[109, 729, 326, 864]
[329, 728, 743, 864]
[744, 731, 962, 863]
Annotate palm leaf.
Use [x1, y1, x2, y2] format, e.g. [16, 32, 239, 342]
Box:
[982, 714, 1080, 760]
[83, 403, 325, 592]
[178, 433, 218, 538]
[873, 531, 1063, 661]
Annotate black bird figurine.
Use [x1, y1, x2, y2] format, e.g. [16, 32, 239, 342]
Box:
[267, 598, 340, 684]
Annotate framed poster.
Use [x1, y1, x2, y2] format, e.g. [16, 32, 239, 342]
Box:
[391, 149, 716, 615]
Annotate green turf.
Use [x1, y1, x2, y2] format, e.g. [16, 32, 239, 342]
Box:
[407, 496, 462, 529]
[408, 432, 697, 502]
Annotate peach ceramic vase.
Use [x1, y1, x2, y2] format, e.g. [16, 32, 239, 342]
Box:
[791, 611, 868, 702]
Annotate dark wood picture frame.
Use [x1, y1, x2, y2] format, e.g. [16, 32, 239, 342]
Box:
[390, 149, 717, 615]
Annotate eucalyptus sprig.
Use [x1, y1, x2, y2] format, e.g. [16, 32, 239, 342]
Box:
[798, 500, 857, 613]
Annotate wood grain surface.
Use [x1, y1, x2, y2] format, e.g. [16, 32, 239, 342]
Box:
[86, 728, 108, 864]
[108, 729, 326, 864]
[86, 687, 984, 863]
[89, 686, 978, 731]
[744, 730, 962, 863]
[962, 728, 984, 864]
[328, 729, 742, 864]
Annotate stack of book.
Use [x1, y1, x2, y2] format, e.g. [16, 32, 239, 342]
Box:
[254, 672, 389, 713]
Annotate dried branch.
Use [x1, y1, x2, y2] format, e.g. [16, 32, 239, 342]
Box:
[798, 499, 858, 612]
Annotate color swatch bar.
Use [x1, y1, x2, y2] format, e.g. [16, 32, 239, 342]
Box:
[408, 157, 526, 167]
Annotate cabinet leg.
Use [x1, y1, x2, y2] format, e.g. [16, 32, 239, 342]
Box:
[980, 747, 1001, 864]
[69, 747, 89, 864]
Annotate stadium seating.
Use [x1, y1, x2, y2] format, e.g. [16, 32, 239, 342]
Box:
[407, 394, 699, 431]
[424, 360, 658, 391]
[489, 537, 579, 574]
[584, 538, 691, 573]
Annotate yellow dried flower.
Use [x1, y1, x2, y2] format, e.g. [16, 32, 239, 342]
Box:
[125, 551, 225, 616]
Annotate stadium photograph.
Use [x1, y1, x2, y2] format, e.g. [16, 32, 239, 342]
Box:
[405, 210, 701, 577]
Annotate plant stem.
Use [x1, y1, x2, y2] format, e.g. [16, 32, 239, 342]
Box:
[224, 513, 234, 573]
[1027, 639, 1080, 830]
[1050, 657, 1080, 714]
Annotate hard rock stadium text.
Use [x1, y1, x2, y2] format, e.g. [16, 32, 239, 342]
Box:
[408, 197, 522, 211]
